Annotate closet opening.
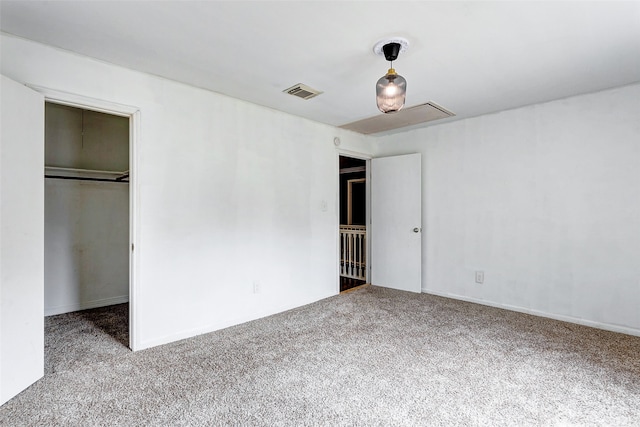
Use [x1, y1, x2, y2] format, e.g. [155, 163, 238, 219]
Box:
[44, 102, 131, 369]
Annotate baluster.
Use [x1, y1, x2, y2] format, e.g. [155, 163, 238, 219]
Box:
[354, 231, 358, 280]
[363, 233, 366, 280]
[358, 233, 362, 279]
[340, 231, 345, 276]
[350, 232, 355, 277]
[354, 232, 358, 278]
[345, 230, 349, 277]
[360, 233, 364, 280]
[355, 233, 359, 279]
[345, 232, 349, 277]
[341, 230, 345, 276]
[347, 232, 351, 277]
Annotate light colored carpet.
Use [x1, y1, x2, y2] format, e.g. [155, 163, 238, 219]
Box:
[1, 286, 639, 426]
[44, 303, 129, 375]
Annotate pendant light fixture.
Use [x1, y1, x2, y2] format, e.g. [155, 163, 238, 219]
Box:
[373, 37, 409, 113]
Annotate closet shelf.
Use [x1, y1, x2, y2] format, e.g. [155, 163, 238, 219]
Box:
[45, 166, 129, 183]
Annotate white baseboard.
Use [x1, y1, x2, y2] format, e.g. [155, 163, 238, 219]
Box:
[422, 288, 640, 338]
[45, 295, 129, 316]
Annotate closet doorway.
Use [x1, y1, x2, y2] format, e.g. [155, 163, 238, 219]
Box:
[44, 101, 131, 353]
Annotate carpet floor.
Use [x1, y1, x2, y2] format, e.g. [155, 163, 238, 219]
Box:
[44, 303, 129, 376]
[1, 286, 639, 426]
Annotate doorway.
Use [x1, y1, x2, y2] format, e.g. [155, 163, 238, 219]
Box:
[44, 102, 131, 356]
[339, 155, 367, 292]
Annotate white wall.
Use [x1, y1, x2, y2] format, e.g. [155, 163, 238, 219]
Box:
[375, 84, 640, 336]
[45, 180, 129, 315]
[0, 33, 372, 350]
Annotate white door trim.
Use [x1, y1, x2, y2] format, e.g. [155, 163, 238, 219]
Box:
[336, 148, 372, 161]
[27, 85, 142, 351]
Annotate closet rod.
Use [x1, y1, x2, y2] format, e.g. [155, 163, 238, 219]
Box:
[45, 175, 129, 183]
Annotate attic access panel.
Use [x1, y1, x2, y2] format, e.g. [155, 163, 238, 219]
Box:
[340, 102, 455, 135]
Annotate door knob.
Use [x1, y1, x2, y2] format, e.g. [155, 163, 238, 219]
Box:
[413, 227, 421, 233]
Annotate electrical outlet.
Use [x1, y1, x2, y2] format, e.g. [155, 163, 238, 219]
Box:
[475, 271, 484, 284]
[253, 281, 261, 294]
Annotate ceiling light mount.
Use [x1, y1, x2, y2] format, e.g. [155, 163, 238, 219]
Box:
[373, 37, 410, 57]
[382, 43, 401, 62]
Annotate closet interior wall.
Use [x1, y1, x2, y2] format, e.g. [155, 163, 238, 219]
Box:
[44, 102, 130, 316]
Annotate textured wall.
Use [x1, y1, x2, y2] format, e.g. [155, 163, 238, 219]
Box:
[44, 180, 130, 315]
[1, 34, 371, 350]
[375, 84, 640, 335]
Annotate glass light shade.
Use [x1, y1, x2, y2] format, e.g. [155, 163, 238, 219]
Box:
[376, 68, 406, 113]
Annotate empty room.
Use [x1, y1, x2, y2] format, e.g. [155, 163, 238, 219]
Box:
[1, 1, 639, 425]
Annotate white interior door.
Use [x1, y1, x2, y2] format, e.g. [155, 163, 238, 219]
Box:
[371, 153, 422, 293]
[1, 75, 45, 405]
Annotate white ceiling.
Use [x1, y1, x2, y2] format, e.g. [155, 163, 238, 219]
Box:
[2, 1, 640, 132]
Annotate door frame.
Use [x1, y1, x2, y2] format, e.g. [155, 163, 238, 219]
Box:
[336, 149, 371, 293]
[27, 85, 141, 351]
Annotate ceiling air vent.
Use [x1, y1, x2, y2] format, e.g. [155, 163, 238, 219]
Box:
[283, 83, 323, 100]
